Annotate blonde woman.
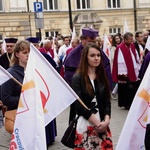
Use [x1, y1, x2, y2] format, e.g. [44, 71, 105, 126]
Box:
[1, 40, 30, 111]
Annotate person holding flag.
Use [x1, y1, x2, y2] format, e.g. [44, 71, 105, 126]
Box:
[1, 40, 30, 130]
[0, 38, 18, 107]
[0, 65, 15, 129]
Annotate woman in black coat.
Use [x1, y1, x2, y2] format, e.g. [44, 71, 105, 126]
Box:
[72, 43, 113, 149]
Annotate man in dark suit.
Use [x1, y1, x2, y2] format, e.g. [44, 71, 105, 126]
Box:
[133, 31, 145, 62]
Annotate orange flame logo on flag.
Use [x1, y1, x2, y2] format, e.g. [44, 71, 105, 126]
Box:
[18, 69, 50, 114]
[137, 89, 150, 128]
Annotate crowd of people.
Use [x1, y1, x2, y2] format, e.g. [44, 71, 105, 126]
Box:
[0, 27, 150, 149]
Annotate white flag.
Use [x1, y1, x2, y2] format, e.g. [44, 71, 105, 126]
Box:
[145, 36, 150, 51]
[0, 65, 12, 85]
[69, 26, 76, 47]
[79, 25, 85, 37]
[102, 33, 111, 60]
[10, 44, 79, 149]
[124, 18, 130, 34]
[116, 64, 150, 150]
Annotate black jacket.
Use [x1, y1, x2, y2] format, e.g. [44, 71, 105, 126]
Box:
[1, 65, 24, 110]
[0, 53, 11, 70]
[72, 73, 111, 121]
[133, 41, 145, 58]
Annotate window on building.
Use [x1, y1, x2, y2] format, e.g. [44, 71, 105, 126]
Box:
[109, 27, 121, 35]
[76, 0, 90, 9]
[45, 31, 59, 38]
[0, 0, 3, 11]
[10, 0, 26, 12]
[43, 0, 58, 11]
[108, 0, 120, 8]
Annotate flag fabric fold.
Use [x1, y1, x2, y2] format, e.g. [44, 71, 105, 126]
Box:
[102, 33, 111, 60]
[0, 65, 13, 85]
[116, 64, 150, 150]
[10, 44, 79, 149]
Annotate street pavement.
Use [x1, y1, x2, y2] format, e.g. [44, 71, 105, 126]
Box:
[0, 98, 128, 150]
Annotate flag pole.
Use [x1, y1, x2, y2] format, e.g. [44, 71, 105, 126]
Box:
[12, 77, 22, 87]
[78, 98, 89, 110]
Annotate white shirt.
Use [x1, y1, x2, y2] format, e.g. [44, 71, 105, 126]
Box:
[118, 47, 141, 79]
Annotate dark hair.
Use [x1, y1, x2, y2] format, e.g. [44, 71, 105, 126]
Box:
[76, 43, 110, 98]
[135, 31, 143, 38]
[123, 32, 133, 40]
[111, 34, 122, 47]
[63, 36, 69, 41]
[80, 35, 95, 41]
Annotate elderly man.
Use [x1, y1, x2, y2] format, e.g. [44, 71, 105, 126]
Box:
[64, 28, 112, 123]
[39, 39, 54, 59]
[26, 37, 57, 69]
[65, 38, 80, 56]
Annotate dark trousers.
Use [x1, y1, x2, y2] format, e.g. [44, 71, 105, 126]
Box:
[145, 123, 150, 150]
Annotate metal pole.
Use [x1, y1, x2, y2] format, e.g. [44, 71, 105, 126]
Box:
[39, 28, 42, 41]
[68, 0, 73, 31]
[27, 0, 32, 36]
[133, 0, 137, 31]
[36, 0, 42, 40]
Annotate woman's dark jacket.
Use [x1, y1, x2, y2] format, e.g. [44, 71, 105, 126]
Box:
[1, 65, 24, 110]
[72, 73, 111, 121]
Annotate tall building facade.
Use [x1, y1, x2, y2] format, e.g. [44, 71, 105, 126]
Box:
[0, 0, 150, 41]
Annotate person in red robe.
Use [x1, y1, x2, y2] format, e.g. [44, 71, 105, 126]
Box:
[112, 32, 141, 110]
[39, 39, 54, 59]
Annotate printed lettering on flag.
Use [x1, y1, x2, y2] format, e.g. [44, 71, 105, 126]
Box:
[10, 79, 47, 150]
